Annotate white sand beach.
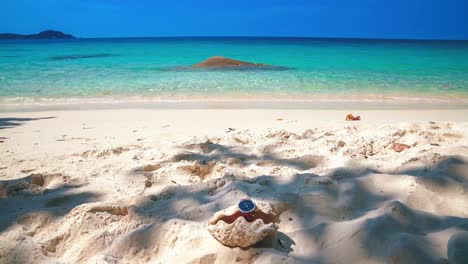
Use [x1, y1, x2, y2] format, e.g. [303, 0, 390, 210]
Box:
[1, 108, 468, 263]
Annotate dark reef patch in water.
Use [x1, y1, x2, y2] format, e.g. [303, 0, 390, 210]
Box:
[49, 53, 117, 60]
[2, 49, 33, 52]
[3, 49, 33, 52]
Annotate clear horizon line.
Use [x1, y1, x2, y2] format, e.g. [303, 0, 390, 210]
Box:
[2, 30, 468, 41]
[74, 35, 468, 42]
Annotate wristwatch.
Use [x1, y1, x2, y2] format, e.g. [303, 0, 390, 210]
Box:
[238, 198, 256, 222]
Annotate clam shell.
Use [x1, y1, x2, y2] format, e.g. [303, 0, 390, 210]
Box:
[207, 201, 279, 247]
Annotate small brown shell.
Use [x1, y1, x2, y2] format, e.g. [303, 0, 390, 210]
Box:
[207, 201, 279, 247]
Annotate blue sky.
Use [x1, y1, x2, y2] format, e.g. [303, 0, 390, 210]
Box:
[2, 0, 467, 39]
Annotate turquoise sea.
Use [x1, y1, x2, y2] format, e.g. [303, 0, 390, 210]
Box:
[0, 37, 468, 103]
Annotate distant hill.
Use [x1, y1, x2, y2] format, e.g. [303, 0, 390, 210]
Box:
[0, 30, 76, 40]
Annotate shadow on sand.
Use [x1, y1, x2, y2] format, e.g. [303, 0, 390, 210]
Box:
[0, 117, 56, 130]
[126, 140, 468, 262]
[0, 175, 100, 233]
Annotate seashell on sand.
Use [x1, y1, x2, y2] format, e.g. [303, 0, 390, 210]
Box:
[207, 201, 279, 247]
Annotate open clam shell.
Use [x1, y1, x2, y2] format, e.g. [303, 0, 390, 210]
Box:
[207, 201, 279, 247]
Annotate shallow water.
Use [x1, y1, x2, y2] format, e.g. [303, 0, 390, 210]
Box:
[0, 37, 467, 103]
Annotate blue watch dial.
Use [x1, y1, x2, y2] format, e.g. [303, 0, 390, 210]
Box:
[238, 199, 255, 213]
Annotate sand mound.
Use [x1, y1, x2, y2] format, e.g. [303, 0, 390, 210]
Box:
[0, 173, 76, 198]
[1, 121, 467, 263]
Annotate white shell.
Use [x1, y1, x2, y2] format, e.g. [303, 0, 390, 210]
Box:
[207, 201, 279, 247]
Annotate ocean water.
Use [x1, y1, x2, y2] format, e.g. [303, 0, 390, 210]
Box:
[0, 37, 468, 103]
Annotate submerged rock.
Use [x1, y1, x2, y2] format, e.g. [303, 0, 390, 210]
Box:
[193, 56, 267, 68]
[162, 56, 293, 71]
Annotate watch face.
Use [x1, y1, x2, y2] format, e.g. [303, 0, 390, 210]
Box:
[238, 199, 255, 213]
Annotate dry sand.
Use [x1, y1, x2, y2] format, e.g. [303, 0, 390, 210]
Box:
[0, 109, 468, 263]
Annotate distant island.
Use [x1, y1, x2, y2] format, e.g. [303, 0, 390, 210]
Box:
[0, 30, 76, 40]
